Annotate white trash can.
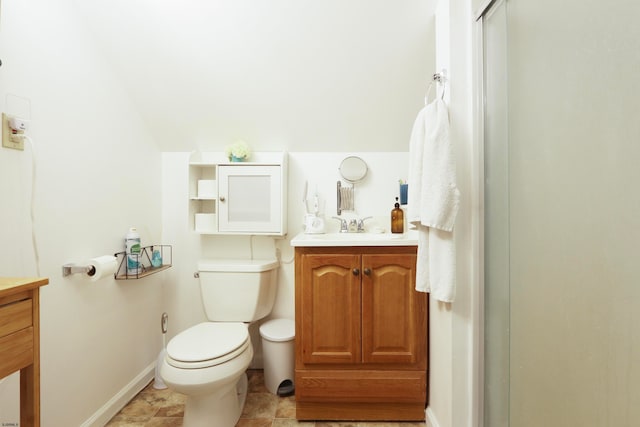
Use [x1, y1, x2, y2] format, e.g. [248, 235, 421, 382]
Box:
[259, 318, 295, 396]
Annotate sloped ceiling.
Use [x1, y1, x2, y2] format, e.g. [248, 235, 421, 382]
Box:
[75, 0, 435, 152]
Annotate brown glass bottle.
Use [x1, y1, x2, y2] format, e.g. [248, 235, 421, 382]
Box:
[391, 197, 404, 233]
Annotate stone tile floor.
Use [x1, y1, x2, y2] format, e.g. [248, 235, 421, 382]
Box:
[106, 369, 427, 427]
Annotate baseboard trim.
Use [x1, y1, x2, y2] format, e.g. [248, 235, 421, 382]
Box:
[426, 406, 442, 427]
[80, 362, 155, 427]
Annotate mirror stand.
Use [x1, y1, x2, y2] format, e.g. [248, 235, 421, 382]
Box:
[336, 156, 368, 215]
[336, 181, 355, 215]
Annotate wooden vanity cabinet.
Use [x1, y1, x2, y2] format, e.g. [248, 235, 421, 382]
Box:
[294, 246, 428, 421]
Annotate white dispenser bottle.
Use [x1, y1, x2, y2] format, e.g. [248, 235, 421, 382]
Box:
[125, 227, 142, 275]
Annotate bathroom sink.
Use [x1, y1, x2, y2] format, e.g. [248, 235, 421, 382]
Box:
[290, 231, 418, 247]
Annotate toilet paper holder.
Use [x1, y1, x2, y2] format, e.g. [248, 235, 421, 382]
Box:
[62, 264, 96, 277]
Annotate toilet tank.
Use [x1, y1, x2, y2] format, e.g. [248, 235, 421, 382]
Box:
[198, 259, 279, 322]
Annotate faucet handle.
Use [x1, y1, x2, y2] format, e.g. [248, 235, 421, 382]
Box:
[357, 216, 373, 232]
[332, 216, 348, 233]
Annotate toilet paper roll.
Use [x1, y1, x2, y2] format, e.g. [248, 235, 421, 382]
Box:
[84, 255, 118, 282]
[195, 213, 217, 233]
[197, 180, 217, 198]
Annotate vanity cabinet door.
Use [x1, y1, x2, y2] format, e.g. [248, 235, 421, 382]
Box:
[362, 253, 426, 366]
[298, 253, 361, 364]
[217, 165, 283, 234]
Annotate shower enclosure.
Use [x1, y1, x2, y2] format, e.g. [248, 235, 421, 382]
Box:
[479, 0, 640, 426]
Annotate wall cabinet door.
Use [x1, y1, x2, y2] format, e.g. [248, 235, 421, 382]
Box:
[217, 165, 283, 234]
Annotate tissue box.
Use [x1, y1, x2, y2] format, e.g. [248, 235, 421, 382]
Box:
[195, 213, 217, 233]
[197, 180, 217, 198]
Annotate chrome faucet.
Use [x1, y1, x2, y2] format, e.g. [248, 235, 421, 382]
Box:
[332, 216, 373, 233]
[357, 216, 373, 233]
[332, 216, 349, 233]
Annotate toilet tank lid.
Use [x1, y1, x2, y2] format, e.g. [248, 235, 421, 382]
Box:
[198, 258, 279, 272]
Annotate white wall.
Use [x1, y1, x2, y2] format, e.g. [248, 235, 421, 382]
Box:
[1, 0, 436, 424]
[75, 0, 436, 153]
[0, 1, 162, 425]
[428, 0, 476, 427]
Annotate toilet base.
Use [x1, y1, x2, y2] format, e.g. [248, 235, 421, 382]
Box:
[183, 372, 248, 427]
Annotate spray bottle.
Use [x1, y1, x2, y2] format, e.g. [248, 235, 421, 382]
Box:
[125, 227, 141, 276]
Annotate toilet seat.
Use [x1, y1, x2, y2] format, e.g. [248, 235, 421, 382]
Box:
[166, 322, 250, 369]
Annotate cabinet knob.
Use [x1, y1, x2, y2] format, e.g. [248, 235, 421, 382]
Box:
[363, 268, 371, 276]
[352, 268, 360, 276]
[219, 196, 226, 202]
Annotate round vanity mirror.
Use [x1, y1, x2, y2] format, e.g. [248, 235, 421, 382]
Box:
[339, 156, 368, 183]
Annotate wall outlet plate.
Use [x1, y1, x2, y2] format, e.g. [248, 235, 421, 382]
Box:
[2, 112, 25, 150]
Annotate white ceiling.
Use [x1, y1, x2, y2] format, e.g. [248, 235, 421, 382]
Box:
[74, 0, 435, 152]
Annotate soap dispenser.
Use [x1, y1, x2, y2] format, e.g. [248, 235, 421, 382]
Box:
[391, 197, 404, 234]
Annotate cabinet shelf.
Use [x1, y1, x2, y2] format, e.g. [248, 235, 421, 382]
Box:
[113, 245, 172, 280]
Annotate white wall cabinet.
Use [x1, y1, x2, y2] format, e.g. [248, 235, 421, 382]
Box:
[218, 164, 283, 233]
[188, 152, 287, 236]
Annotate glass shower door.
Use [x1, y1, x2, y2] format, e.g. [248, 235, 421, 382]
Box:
[481, 1, 509, 426]
[480, 0, 640, 426]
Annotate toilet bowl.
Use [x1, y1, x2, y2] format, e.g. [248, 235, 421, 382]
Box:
[160, 323, 253, 426]
[160, 259, 279, 427]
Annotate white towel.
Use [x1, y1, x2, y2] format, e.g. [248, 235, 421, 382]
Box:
[407, 98, 460, 302]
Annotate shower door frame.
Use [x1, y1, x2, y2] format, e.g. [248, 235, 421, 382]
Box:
[473, 0, 509, 426]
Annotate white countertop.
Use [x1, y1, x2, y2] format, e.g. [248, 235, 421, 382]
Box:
[290, 230, 418, 247]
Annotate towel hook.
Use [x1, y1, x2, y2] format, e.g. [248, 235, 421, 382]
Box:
[434, 71, 447, 100]
[424, 81, 435, 105]
[424, 71, 448, 104]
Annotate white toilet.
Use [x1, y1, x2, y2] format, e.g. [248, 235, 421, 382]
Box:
[160, 258, 279, 427]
